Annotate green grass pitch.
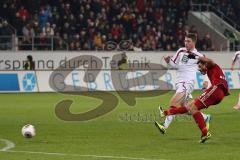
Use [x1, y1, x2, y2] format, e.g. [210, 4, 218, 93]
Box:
[0, 90, 240, 160]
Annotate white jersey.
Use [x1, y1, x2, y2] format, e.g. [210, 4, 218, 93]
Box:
[232, 51, 240, 68]
[169, 47, 204, 84]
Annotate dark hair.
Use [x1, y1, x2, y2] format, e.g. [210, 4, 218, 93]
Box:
[185, 33, 197, 42]
[197, 59, 207, 65]
[27, 55, 33, 61]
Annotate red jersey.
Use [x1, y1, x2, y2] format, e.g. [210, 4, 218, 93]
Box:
[207, 63, 229, 95]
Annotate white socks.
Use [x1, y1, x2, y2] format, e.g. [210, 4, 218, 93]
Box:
[238, 93, 240, 105]
[201, 112, 208, 121]
[163, 115, 175, 129]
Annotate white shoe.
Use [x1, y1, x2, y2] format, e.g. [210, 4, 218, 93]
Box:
[158, 106, 165, 118]
[233, 105, 240, 110]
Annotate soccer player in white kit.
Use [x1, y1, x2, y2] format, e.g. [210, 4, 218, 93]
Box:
[155, 33, 211, 134]
[231, 51, 240, 110]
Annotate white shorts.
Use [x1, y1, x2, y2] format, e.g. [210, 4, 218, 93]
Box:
[175, 82, 194, 101]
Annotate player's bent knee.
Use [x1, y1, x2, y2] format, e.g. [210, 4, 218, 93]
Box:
[188, 101, 198, 114]
[170, 92, 186, 106]
[169, 99, 178, 107]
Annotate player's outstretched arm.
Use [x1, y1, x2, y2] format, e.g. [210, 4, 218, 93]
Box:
[163, 56, 171, 64]
[188, 54, 215, 68]
[231, 60, 236, 71]
[231, 52, 239, 70]
[163, 55, 178, 68]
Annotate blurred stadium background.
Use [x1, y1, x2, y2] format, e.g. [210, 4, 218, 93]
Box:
[0, 0, 240, 160]
[0, 0, 239, 51]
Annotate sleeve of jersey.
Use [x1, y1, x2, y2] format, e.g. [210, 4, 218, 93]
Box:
[169, 59, 177, 68]
[195, 51, 204, 57]
[232, 52, 239, 62]
[169, 50, 181, 67]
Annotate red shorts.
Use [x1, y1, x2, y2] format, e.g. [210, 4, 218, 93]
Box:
[194, 85, 225, 110]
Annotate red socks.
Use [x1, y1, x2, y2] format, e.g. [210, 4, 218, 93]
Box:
[193, 112, 207, 136]
[163, 106, 208, 136]
[164, 106, 188, 116]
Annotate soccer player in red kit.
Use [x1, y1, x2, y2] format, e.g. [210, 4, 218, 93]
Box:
[155, 56, 230, 143]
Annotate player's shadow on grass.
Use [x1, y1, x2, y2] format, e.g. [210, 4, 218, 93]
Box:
[169, 137, 194, 141]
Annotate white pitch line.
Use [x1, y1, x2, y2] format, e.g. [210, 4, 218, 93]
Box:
[0, 139, 167, 160]
[0, 139, 15, 151]
[2, 150, 167, 160]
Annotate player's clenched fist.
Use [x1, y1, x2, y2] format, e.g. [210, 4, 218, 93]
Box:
[163, 56, 171, 63]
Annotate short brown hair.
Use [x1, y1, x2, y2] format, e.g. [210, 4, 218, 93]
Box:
[185, 33, 197, 42]
[197, 59, 207, 65]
